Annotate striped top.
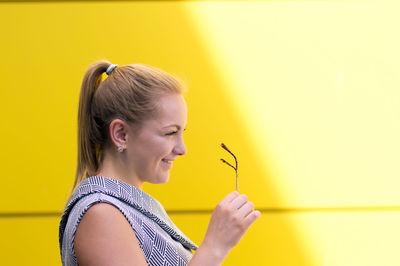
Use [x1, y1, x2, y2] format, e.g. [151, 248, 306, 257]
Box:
[59, 176, 198, 266]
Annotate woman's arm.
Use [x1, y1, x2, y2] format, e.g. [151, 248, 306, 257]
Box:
[74, 192, 260, 266]
[188, 191, 261, 266]
[74, 203, 147, 266]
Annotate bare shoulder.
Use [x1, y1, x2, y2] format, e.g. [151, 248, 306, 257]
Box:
[74, 202, 147, 266]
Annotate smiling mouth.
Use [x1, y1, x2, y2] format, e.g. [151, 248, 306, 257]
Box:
[162, 159, 173, 164]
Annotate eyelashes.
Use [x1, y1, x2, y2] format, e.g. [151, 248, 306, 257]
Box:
[165, 127, 186, 136]
[165, 131, 178, 136]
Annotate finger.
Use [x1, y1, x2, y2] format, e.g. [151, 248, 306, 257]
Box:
[236, 201, 254, 220]
[230, 194, 248, 210]
[219, 191, 240, 206]
[243, 210, 261, 229]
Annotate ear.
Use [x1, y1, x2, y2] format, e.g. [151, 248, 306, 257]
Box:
[109, 119, 128, 149]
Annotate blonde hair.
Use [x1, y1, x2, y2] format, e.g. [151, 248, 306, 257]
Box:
[67, 60, 184, 203]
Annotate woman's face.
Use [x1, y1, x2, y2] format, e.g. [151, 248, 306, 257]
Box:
[126, 93, 188, 185]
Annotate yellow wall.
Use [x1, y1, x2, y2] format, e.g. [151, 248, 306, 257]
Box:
[1, 1, 400, 265]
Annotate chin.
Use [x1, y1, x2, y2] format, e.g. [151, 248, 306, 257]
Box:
[154, 173, 170, 184]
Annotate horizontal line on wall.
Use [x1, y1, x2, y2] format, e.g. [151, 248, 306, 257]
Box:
[169, 206, 400, 214]
[259, 206, 400, 213]
[1, 0, 272, 3]
[0, 212, 62, 218]
[2, 206, 400, 218]
[1, 0, 303, 3]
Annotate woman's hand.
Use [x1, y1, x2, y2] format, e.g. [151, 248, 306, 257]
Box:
[189, 191, 261, 265]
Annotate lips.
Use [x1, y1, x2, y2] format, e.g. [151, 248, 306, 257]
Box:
[162, 159, 173, 164]
[161, 158, 174, 170]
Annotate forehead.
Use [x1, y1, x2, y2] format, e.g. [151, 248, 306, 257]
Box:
[145, 93, 187, 128]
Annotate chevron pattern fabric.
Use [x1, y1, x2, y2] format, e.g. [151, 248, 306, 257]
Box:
[59, 176, 198, 266]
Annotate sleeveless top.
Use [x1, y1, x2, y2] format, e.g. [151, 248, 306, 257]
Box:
[59, 176, 198, 266]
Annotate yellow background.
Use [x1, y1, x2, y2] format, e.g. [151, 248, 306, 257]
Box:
[1, 1, 400, 265]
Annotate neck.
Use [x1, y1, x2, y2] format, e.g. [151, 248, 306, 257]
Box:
[96, 150, 144, 190]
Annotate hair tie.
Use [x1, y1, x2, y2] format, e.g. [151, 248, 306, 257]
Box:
[106, 64, 118, 75]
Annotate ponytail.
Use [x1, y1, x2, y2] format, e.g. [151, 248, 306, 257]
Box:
[71, 60, 111, 197]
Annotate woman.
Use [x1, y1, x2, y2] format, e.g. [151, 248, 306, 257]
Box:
[59, 60, 261, 266]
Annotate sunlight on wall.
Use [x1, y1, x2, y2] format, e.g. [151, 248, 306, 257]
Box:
[185, 1, 400, 207]
[185, 1, 400, 265]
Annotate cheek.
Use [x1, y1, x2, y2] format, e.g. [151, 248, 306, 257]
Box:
[148, 138, 172, 160]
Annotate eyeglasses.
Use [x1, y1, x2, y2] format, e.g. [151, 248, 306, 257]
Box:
[220, 143, 238, 192]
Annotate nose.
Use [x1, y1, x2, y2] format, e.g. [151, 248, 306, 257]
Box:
[173, 135, 187, 156]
